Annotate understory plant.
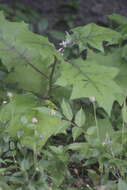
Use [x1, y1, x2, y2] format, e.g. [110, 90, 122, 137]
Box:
[0, 12, 127, 189]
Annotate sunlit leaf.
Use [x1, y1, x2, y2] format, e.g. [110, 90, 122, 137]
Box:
[56, 58, 123, 114]
[67, 23, 121, 52]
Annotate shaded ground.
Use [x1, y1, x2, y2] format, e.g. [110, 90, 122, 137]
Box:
[1, 0, 127, 27]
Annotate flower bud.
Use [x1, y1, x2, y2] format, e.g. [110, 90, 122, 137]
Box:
[32, 117, 38, 124]
[89, 96, 96, 103]
[7, 92, 13, 98]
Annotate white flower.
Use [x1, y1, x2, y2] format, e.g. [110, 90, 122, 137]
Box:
[89, 96, 96, 103]
[36, 167, 39, 171]
[58, 47, 64, 52]
[7, 92, 13, 98]
[3, 101, 7, 104]
[102, 137, 112, 146]
[102, 141, 106, 146]
[59, 40, 67, 47]
[58, 47, 64, 56]
[32, 117, 38, 124]
[59, 39, 71, 48]
[50, 109, 56, 116]
[66, 38, 71, 44]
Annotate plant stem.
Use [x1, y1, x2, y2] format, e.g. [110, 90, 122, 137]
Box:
[48, 56, 57, 97]
[93, 102, 99, 140]
[62, 114, 91, 136]
[122, 100, 126, 150]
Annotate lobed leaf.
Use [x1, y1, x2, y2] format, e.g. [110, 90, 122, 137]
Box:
[56, 58, 123, 114]
[66, 23, 121, 52]
[0, 12, 59, 94]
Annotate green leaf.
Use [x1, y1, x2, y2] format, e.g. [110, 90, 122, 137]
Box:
[115, 64, 127, 93]
[86, 119, 113, 144]
[67, 142, 92, 159]
[67, 142, 89, 151]
[0, 182, 11, 190]
[0, 12, 59, 94]
[97, 118, 113, 143]
[87, 49, 126, 103]
[20, 159, 30, 171]
[87, 48, 122, 68]
[86, 126, 99, 145]
[114, 46, 127, 93]
[108, 13, 127, 26]
[0, 93, 69, 149]
[56, 58, 123, 114]
[68, 23, 121, 52]
[72, 126, 83, 140]
[49, 145, 68, 162]
[0, 168, 7, 174]
[118, 179, 127, 190]
[75, 108, 86, 127]
[87, 169, 100, 186]
[61, 99, 73, 120]
[122, 103, 127, 123]
[39, 150, 68, 188]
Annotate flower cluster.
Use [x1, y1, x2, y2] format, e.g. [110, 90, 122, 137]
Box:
[58, 33, 72, 56]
